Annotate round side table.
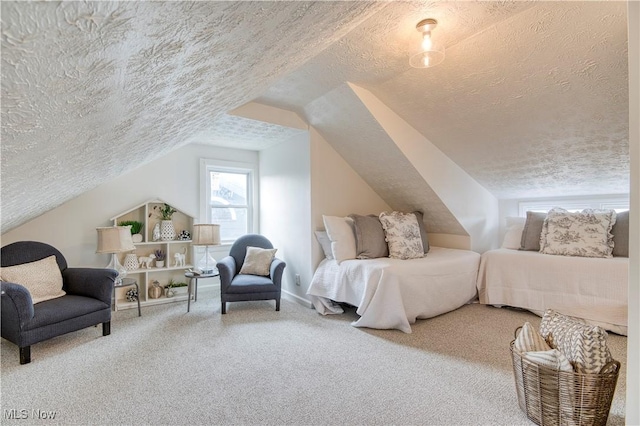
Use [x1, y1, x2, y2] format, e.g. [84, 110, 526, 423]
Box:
[115, 277, 141, 317]
[185, 271, 219, 312]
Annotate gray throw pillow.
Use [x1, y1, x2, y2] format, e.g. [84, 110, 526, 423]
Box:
[348, 214, 389, 259]
[413, 211, 430, 254]
[611, 210, 629, 257]
[314, 231, 334, 260]
[520, 211, 546, 251]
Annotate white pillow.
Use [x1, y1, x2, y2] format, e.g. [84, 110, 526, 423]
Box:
[514, 322, 551, 353]
[0, 255, 66, 304]
[540, 208, 616, 258]
[378, 211, 424, 260]
[523, 349, 574, 372]
[322, 216, 356, 264]
[239, 246, 277, 276]
[501, 217, 526, 249]
[314, 231, 334, 260]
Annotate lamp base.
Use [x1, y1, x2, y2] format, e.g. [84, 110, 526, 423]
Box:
[196, 247, 217, 276]
[106, 253, 127, 285]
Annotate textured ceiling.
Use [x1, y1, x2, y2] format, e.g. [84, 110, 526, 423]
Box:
[0, 1, 385, 233]
[259, 1, 630, 199]
[1, 1, 631, 235]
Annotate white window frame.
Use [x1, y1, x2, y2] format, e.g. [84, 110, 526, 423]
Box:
[199, 159, 259, 244]
[518, 195, 630, 216]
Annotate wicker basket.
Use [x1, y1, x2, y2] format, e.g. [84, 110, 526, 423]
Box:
[510, 338, 620, 426]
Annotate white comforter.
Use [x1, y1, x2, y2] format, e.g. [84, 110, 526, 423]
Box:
[307, 247, 480, 333]
[477, 248, 628, 335]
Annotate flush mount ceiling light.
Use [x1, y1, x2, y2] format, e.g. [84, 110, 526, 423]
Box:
[410, 18, 445, 68]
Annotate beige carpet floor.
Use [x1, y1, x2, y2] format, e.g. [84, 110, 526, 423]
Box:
[0, 288, 627, 425]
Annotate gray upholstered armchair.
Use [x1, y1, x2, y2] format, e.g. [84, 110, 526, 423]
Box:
[1, 241, 115, 364]
[217, 234, 286, 314]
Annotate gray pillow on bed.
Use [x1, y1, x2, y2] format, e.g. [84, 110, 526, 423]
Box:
[315, 231, 334, 260]
[611, 210, 629, 257]
[413, 211, 430, 254]
[520, 211, 546, 251]
[348, 214, 388, 259]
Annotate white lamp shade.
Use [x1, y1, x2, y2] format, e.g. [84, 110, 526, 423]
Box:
[192, 224, 221, 246]
[96, 226, 135, 253]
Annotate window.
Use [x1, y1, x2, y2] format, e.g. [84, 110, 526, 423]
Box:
[200, 159, 257, 243]
[518, 196, 629, 216]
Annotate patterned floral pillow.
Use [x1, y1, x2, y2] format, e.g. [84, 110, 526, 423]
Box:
[378, 211, 424, 260]
[539, 310, 612, 373]
[539, 208, 616, 258]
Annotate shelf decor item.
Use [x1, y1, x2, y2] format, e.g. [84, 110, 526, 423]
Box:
[123, 253, 139, 271]
[192, 224, 221, 274]
[118, 220, 144, 243]
[154, 203, 177, 241]
[96, 226, 136, 285]
[148, 280, 163, 299]
[126, 288, 138, 302]
[154, 249, 166, 268]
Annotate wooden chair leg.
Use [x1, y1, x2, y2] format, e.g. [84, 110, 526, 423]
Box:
[103, 321, 111, 336]
[19, 346, 31, 365]
[276, 298, 280, 311]
[221, 302, 226, 314]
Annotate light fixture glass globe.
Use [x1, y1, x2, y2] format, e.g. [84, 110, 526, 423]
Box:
[410, 43, 445, 68]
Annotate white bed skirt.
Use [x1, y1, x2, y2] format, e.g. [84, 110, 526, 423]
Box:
[476, 249, 628, 335]
[307, 247, 480, 333]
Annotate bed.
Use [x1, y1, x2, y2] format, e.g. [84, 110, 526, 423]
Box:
[476, 248, 628, 335]
[476, 209, 629, 336]
[307, 247, 481, 333]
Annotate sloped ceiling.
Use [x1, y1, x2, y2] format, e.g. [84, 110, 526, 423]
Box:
[1, 1, 630, 235]
[0, 1, 386, 233]
[259, 1, 629, 200]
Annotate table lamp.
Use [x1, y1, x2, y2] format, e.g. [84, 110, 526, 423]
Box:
[192, 224, 221, 274]
[96, 226, 136, 284]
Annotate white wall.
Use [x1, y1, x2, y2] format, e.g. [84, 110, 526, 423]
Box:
[1, 144, 257, 268]
[349, 83, 499, 253]
[309, 126, 391, 268]
[259, 131, 313, 306]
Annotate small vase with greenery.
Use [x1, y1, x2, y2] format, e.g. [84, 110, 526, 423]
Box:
[119, 220, 144, 243]
[152, 204, 178, 241]
[153, 203, 177, 221]
[154, 249, 166, 268]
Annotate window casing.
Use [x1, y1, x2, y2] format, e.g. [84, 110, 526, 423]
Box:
[518, 196, 629, 216]
[200, 159, 257, 244]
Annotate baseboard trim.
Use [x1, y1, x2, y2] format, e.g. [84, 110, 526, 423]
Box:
[282, 290, 313, 309]
[198, 283, 313, 309]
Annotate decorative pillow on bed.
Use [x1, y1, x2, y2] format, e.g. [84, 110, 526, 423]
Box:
[378, 211, 424, 260]
[314, 231, 334, 260]
[0, 255, 66, 304]
[539, 309, 612, 373]
[322, 215, 356, 264]
[502, 217, 526, 249]
[520, 211, 547, 251]
[348, 214, 389, 259]
[611, 210, 629, 257]
[539, 208, 616, 258]
[413, 211, 430, 254]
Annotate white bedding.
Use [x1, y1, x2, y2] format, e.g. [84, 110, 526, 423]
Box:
[307, 247, 480, 333]
[477, 249, 628, 335]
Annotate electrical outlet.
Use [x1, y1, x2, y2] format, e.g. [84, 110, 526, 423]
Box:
[295, 274, 301, 286]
